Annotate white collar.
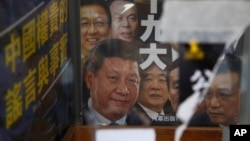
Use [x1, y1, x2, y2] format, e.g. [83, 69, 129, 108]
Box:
[138, 103, 164, 120]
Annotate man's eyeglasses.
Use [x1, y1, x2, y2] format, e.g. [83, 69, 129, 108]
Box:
[205, 89, 239, 100]
[81, 20, 108, 28]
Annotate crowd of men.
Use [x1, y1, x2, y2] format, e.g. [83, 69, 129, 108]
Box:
[80, 0, 242, 127]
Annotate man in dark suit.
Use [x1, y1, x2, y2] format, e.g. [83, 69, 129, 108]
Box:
[83, 39, 145, 125]
[204, 53, 241, 127]
[135, 44, 176, 126]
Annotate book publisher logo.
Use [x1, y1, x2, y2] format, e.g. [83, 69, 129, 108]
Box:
[230, 125, 250, 141]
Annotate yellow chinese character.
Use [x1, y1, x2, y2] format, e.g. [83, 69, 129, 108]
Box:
[5, 82, 23, 129]
[37, 55, 49, 94]
[50, 42, 59, 77]
[59, 0, 68, 26]
[185, 39, 204, 60]
[60, 33, 68, 66]
[22, 19, 36, 62]
[4, 33, 21, 73]
[23, 68, 37, 109]
[49, 1, 59, 37]
[37, 9, 49, 48]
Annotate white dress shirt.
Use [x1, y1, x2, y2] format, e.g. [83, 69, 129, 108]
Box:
[138, 103, 165, 120]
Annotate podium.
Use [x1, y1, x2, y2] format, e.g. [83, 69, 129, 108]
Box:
[62, 125, 222, 141]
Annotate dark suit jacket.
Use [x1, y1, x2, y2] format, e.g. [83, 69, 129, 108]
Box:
[188, 112, 219, 127]
[134, 102, 177, 126]
[82, 104, 144, 125]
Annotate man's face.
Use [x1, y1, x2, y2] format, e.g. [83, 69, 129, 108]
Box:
[205, 72, 240, 126]
[169, 67, 179, 112]
[86, 57, 140, 121]
[110, 1, 138, 42]
[80, 5, 110, 57]
[138, 65, 169, 113]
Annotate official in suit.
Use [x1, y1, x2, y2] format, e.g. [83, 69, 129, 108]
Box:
[205, 53, 241, 127]
[83, 39, 145, 125]
[135, 43, 176, 126]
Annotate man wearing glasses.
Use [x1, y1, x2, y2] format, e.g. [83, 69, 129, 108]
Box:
[205, 53, 241, 127]
[80, 0, 111, 60]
